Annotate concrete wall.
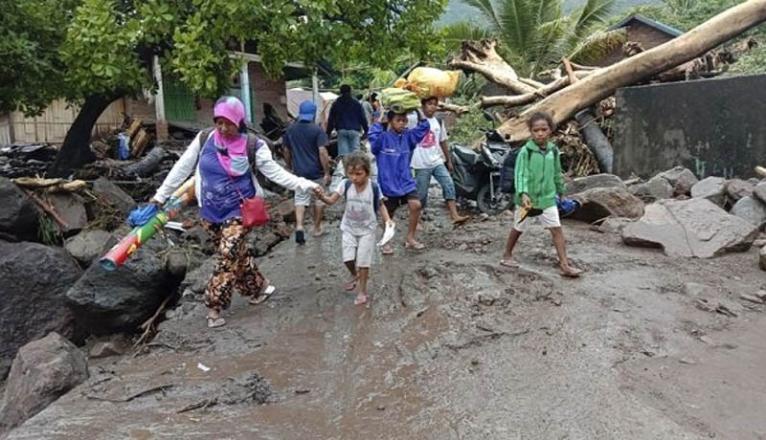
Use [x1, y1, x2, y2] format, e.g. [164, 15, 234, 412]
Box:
[613, 74, 766, 179]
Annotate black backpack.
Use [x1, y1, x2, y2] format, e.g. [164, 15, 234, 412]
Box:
[499, 147, 527, 194]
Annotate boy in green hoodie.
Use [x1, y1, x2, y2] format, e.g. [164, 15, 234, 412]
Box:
[500, 112, 582, 278]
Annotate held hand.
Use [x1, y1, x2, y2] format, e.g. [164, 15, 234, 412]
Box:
[323, 173, 332, 186]
[313, 186, 324, 197]
[521, 194, 532, 210]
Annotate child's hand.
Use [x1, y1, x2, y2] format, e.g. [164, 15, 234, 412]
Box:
[313, 186, 324, 197]
[521, 194, 532, 209]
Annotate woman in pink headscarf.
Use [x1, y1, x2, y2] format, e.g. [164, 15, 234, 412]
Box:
[151, 96, 319, 328]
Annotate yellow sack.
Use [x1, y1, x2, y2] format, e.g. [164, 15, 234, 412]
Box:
[404, 67, 461, 98]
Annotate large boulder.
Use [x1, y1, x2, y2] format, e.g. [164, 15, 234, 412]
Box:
[691, 176, 727, 206]
[730, 196, 766, 229]
[567, 174, 626, 196]
[0, 177, 40, 241]
[64, 229, 117, 266]
[0, 333, 88, 436]
[622, 198, 759, 258]
[754, 181, 766, 204]
[570, 187, 644, 223]
[65, 240, 181, 335]
[0, 241, 81, 378]
[656, 166, 699, 196]
[645, 175, 675, 200]
[47, 193, 88, 236]
[91, 177, 136, 216]
[726, 179, 754, 202]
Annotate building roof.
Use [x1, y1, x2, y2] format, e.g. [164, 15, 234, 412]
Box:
[608, 14, 684, 38]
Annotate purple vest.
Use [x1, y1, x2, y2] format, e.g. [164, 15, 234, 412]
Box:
[198, 136, 255, 224]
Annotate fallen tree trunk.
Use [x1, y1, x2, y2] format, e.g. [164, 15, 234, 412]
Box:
[495, 0, 766, 142]
[481, 71, 593, 108]
[575, 109, 613, 173]
[450, 40, 538, 95]
[121, 147, 166, 178]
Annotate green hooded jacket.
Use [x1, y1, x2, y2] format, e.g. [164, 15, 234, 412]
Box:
[514, 140, 565, 210]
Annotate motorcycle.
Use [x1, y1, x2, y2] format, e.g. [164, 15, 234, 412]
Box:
[449, 129, 514, 215]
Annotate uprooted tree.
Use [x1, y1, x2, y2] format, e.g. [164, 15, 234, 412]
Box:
[1, 0, 447, 177]
[450, 0, 766, 143]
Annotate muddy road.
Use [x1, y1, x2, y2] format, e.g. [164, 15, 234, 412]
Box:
[8, 210, 766, 440]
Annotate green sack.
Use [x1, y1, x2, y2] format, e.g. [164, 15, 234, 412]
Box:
[380, 87, 421, 114]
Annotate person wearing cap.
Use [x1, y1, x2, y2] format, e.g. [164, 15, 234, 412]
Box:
[149, 96, 320, 328]
[282, 100, 331, 243]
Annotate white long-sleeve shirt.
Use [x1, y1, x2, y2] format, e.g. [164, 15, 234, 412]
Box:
[152, 130, 318, 205]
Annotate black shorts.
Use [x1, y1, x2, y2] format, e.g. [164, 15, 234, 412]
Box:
[383, 190, 420, 214]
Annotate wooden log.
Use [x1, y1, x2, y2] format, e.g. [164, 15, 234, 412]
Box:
[495, 0, 766, 142]
[130, 129, 151, 158]
[126, 119, 142, 139]
[122, 147, 165, 177]
[450, 40, 538, 95]
[480, 71, 594, 109]
[438, 103, 472, 115]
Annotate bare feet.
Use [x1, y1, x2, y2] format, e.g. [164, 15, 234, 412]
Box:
[344, 278, 358, 291]
[382, 244, 394, 255]
[312, 227, 324, 237]
[559, 265, 582, 278]
[404, 240, 425, 250]
[354, 293, 368, 305]
[451, 214, 470, 225]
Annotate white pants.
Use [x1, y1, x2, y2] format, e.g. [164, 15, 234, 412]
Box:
[513, 206, 560, 232]
[342, 231, 376, 268]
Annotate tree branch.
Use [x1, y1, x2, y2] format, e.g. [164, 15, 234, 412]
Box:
[449, 40, 538, 95]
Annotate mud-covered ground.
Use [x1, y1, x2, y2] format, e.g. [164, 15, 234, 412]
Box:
[8, 203, 766, 440]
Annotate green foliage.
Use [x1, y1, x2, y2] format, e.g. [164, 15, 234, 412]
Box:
[622, 0, 766, 74]
[446, 74, 492, 144]
[61, 0, 147, 99]
[448, 0, 618, 76]
[3, 0, 448, 113]
[0, 0, 77, 114]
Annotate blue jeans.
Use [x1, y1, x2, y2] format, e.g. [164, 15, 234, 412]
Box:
[337, 129, 361, 157]
[414, 164, 456, 209]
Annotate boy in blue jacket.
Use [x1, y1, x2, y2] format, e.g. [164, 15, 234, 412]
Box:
[369, 110, 430, 254]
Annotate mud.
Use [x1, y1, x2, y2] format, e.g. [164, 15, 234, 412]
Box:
[7, 203, 766, 440]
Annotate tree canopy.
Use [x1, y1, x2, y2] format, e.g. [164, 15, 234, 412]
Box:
[441, 0, 619, 76]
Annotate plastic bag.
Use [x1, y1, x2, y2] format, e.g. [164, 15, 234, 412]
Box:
[117, 133, 130, 160]
[127, 203, 159, 227]
[380, 88, 421, 114]
[403, 67, 461, 98]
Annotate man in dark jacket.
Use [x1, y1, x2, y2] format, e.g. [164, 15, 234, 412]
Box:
[327, 84, 369, 157]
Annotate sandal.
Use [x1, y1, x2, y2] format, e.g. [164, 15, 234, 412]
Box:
[344, 279, 358, 291]
[499, 259, 520, 268]
[381, 244, 394, 255]
[207, 317, 226, 328]
[404, 241, 425, 250]
[250, 285, 276, 305]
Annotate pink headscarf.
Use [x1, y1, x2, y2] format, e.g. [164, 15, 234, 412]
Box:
[212, 96, 249, 176]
